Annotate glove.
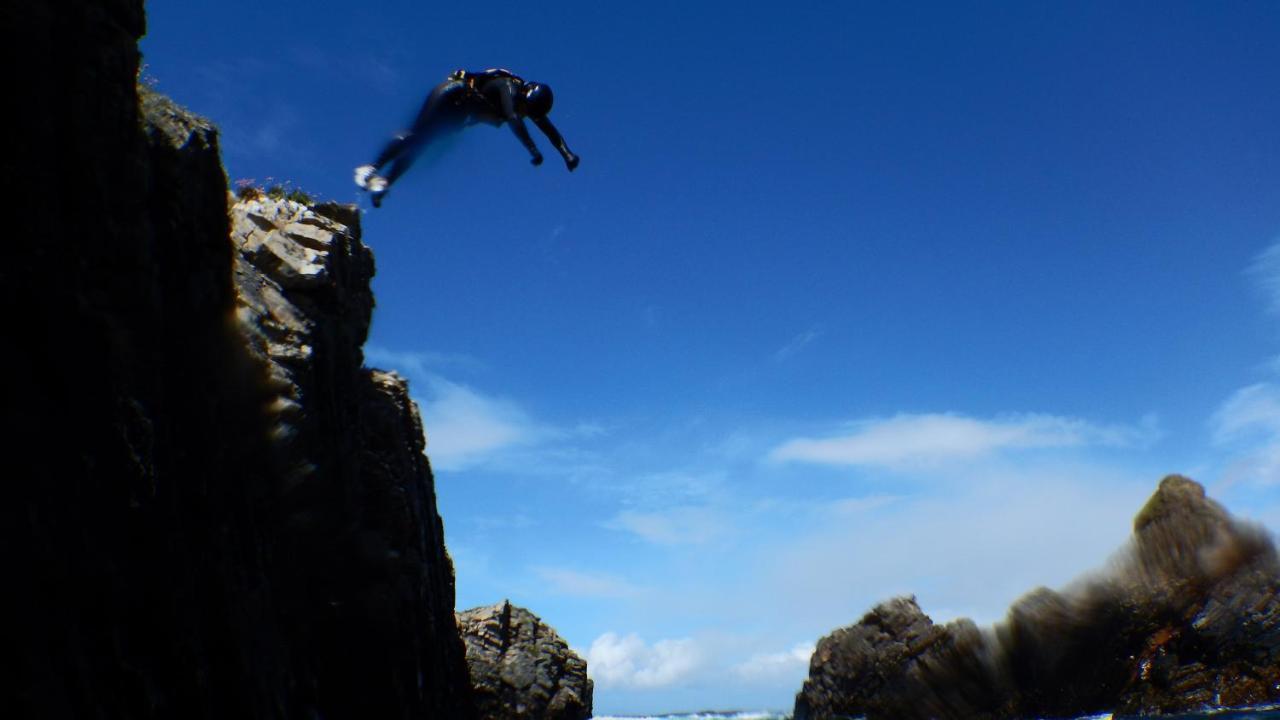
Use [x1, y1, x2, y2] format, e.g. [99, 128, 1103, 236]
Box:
[531, 153, 544, 166]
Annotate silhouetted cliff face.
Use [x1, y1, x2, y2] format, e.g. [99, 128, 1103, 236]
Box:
[794, 476, 1280, 720]
[5, 1, 474, 718]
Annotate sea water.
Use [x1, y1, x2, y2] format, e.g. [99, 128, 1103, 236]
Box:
[591, 706, 1280, 720]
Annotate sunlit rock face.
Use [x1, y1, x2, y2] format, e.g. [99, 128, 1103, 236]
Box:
[7, 1, 475, 717]
[458, 601, 594, 720]
[228, 194, 476, 720]
[794, 475, 1280, 720]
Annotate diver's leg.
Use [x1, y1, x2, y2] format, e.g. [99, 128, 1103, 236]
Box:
[359, 80, 461, 185]
[533, 116, 579, 170]
[380, 80, 473, 181]
[365, 132, 424, 206]
[382, 136, 424, 185]
[370, 132, 411, 171]
[364, 80, 473, 204]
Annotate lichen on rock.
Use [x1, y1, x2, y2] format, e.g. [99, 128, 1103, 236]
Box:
[458, 601, 594, 720]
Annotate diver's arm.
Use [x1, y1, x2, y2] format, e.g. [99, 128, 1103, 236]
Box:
[533, 116, 579, 171]
[493, 79, 543, 164]
[509, 118, 543, 165]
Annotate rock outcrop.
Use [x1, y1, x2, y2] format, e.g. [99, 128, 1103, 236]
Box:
[6, 1, 474, 717]
[457, 601, 594, 720]
[794, 475, 1280, 720]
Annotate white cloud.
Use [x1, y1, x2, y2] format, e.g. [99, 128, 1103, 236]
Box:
[365, 346, 482, 374]
[769, 412, 1159, 470]
[532, 567, 642, 599]
[733, 642, 815, 681]
[364, 346, 554, 471]
[759, 465, 1154, 629]
[607, 506, 732, 546]
[1210, 382, 1280, 485]
[587, 633, 705, 689]
[418, 375, 545, 470]
[1212, 383, 1280, 443]
[1249, 241, 1280, 314]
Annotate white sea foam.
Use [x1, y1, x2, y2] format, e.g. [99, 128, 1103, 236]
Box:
[591, 705, 1280, 720]
[592, 712, 787, 720]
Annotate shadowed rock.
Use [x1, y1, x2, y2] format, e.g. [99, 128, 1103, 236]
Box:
[5, 1, 475, 716]
[794, 475, 1280, 720]
[458, 601, 593, 720]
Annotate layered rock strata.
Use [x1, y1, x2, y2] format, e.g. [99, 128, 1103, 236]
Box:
[5, 1, 474, 717]
[227, 195, 475, 720]
[458, 601, 594, 720]
[794, 475, 1280, 720]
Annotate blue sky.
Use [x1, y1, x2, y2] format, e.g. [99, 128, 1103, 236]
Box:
[143, 2, 1280, 714]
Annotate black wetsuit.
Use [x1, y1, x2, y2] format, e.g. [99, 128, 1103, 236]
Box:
[369, 68, 578, 187]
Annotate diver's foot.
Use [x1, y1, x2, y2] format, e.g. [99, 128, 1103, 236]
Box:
[354, 164, 377, 189]
[565, 153, 580, 171]
[365, 173, 389, 207]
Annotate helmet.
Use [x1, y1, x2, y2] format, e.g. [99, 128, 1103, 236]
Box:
[523, 82, 554, 118]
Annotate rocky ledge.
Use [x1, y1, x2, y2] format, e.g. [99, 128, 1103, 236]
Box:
[458, 601, 594, 720]
[794, 475, 1280, 720]
[228, 192, 476, 719]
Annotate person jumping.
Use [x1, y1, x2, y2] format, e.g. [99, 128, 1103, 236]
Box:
[355, 68, 580, 207]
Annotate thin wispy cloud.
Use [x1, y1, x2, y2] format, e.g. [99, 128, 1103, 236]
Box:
[606, 506, 732, 547]
[367, 346, 561, 470]
[1211, 382, 1280, 486]
[769, 412, 1160, 470]
[366, 346, 483, 374]
[1248, 240, 1280, 314]
[1213, 383, 1280, 443]
[250, 104, 300, 155]
[417, 374, 546, 470]
[469, 513, 535, 532]
[773, 327, 823, 362]
[824, 494, 902, 517]
[1198, 240, 1280, 490]
[532, 567, 642, 599]
[612, 470, 725, 508]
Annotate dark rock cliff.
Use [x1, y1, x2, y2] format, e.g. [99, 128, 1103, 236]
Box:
[794, 475, 1280, 720]
[457, 601, 594, 720]
[4, 1, 474, 718]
